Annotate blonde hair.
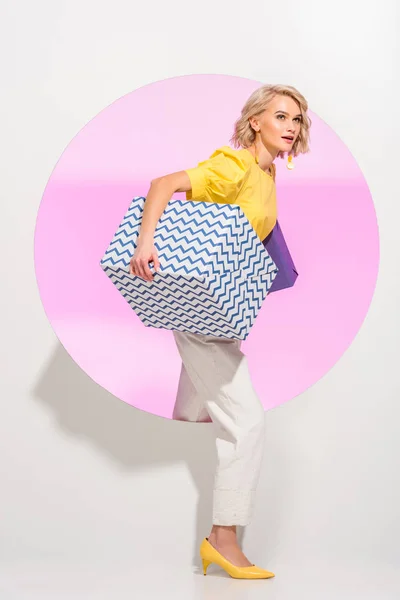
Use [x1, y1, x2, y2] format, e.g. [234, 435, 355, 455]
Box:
[230, 84, 312, 181]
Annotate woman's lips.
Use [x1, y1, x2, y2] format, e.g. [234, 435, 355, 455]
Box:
[282, 137, 293, 143]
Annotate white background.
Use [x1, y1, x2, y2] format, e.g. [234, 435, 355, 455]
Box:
[1, 1, 399, 598]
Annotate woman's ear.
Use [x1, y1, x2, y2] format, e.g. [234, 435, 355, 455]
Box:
[249, 117, 258, 131]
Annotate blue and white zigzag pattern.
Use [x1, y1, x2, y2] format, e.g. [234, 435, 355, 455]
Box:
[100, 197, 278, 340]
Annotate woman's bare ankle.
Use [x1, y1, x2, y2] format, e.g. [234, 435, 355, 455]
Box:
[207, 526, 253, 567]
[208, 525, 237, 546]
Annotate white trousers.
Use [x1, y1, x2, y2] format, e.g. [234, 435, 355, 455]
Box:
[172, 329, 266, 526]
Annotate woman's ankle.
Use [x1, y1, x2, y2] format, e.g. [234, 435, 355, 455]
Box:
[209, 524, 237, 544]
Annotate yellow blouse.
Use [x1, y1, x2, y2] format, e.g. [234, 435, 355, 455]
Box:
[185, 145, 277, 241]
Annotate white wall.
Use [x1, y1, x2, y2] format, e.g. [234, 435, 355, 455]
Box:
[1, 1, 399, 597]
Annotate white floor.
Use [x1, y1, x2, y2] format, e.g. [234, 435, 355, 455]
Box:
[1, 558, 399, 600]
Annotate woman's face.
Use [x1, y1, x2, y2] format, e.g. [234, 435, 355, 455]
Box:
[251, 95, 302, 155]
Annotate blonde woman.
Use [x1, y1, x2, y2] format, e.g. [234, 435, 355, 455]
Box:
[130, 84, 311, 579]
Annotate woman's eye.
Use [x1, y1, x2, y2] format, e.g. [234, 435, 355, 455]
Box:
[277, 114, 302, 123]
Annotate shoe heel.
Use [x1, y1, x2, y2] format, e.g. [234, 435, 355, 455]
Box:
[202, 558, 212, 575]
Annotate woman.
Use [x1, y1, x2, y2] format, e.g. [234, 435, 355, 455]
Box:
[130, 84, 311, 579]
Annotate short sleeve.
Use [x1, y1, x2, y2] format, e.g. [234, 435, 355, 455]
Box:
[185, 165, 207, 199]
[185, 151, 246, 203]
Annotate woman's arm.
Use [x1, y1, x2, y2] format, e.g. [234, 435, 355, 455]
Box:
[129, 170, 192, 281]
[138, 171, 192, 242]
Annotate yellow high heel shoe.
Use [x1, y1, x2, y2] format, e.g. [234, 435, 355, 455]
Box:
[200, 537, 275, 579]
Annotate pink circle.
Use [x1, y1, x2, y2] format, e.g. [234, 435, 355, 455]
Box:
[34, 74, 380, 418]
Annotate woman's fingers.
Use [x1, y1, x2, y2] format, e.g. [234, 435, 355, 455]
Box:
[129, 257, 136, 276]
[130, 258, 153, 281]
[135, 259, 146, 281]
[140, 258, 154, 281]
[153, 255, 160, 272]
[129, 246, 159, 281]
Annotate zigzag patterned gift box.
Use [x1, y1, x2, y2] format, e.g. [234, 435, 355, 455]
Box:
[100, 196, 278, 340]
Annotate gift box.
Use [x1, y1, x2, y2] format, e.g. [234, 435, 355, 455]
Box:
[100, 196, 278, 340]
[262, 220, 299, 293]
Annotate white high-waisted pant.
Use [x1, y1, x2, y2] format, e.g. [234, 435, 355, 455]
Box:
[172, 329, 266, 526]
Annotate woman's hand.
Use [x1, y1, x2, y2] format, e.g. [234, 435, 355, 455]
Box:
[129, 237, 160, 281]
[128, 172, 191, 281]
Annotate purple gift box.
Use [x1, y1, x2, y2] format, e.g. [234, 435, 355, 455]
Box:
[262, 220, 298, 293]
